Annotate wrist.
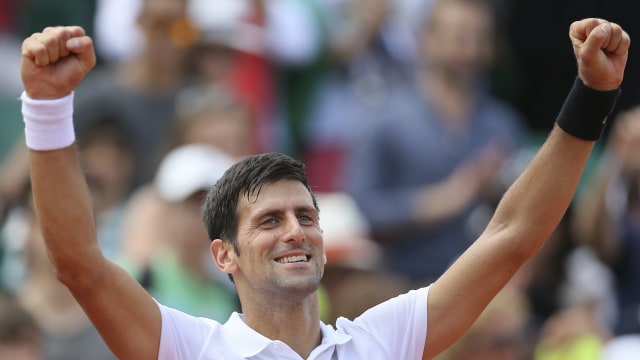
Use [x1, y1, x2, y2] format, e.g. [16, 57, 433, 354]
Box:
[555, 77, 620, 141]
[20, 91, 75, 151]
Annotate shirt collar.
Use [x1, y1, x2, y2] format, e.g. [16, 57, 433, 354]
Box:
[319, 321, 352, 347]
[223, 312, 352, 358]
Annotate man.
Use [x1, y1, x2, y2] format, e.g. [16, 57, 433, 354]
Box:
[574, 107, 640, 335]
[345, 0, 525, 283]
[123, 144, 240, 321]
[19, 18, 628, 359]
[74, 0, 194, 187]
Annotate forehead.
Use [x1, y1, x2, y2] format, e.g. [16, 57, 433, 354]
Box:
[237, 179, 315, 216]
[430, 1, 492, 31]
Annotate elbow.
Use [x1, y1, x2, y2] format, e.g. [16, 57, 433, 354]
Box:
[483, 219, 548, 265]
[50, 249, 108, 293]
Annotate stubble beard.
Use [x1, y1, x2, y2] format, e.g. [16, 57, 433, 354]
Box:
[268, 261, 324, 299]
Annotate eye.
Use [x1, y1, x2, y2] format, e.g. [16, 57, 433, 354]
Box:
[298, 213, 316, 224]
[260, 217, 279, 226]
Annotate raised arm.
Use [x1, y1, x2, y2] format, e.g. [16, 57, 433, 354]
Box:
[423, 18, 629, 359]
[21, 26, 161, 359]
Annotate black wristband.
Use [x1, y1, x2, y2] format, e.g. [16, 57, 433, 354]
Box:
[555, 77, 621, 141]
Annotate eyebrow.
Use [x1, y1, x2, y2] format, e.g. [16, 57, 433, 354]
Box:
[251, 205, 318, 222]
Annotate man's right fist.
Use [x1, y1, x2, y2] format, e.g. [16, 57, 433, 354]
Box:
[21, 26, 96, 100]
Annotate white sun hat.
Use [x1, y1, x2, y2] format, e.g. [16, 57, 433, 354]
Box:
[154, 144, 235, 203]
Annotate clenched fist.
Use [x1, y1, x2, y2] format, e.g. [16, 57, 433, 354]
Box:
[570, 18, 630, 90]
[21, 26, 96, 99]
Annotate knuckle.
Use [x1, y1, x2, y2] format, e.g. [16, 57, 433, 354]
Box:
[31, 43, 48, 57]
[42, 34, 59, 47]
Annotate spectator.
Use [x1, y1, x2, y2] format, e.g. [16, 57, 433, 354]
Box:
[119, 144, 241, 321]
[119, 82, 257, 270]
[534, 303, 608, 360]
[9, 192, 115, 359]
[574, 107, 640, 335]
[169, 83, 255, 158]
[345, 0, 525, 283]
[76, 117, 137, 260]
[186, 0, 273, 153]
[305, 0, 414, 191]
[74, 0, 195, 187]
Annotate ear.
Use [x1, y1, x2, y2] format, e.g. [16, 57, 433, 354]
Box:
[210, 239, 238, 275]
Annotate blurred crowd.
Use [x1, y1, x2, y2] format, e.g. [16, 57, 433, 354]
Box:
[1, 0, 640, 359]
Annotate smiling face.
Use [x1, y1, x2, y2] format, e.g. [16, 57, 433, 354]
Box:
[212, 179, 325, 300]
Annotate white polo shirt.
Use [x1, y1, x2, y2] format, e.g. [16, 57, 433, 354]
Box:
[158, 286, 429, 359]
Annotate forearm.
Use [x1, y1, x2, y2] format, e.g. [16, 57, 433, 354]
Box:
[486, 75, 621, 258]
[424, 19, 629, 359]
[30, 146, 104, 288]
[425, 126, 595, 358]
[20, 26, 162, 359]
[487, 125, 594, 258]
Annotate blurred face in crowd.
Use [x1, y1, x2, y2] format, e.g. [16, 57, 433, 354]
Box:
[192, 42, 238, 83]
[165, 191, 211, 255]
[180, 109, 252, 159]
[137, 0, 194, 71]
[81, 130, 135, 214]
[420, 0, 495, 82]
[173, 84, 254, 158]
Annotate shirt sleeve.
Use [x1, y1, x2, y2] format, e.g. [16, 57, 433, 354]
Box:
[157, 302, 219, 360]
[350, 286, 429, 359]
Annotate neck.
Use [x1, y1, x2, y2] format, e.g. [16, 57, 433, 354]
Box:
[240, 289, 322, 358]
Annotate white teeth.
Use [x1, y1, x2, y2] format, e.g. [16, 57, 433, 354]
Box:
[276, 255, 308, 263]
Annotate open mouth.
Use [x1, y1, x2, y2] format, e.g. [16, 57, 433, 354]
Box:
[275, 255, 310, 264]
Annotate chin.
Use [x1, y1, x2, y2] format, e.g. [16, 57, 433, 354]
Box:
[274, 275, 322, 295]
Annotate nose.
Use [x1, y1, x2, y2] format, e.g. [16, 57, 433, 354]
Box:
[283, 215, 305, 244]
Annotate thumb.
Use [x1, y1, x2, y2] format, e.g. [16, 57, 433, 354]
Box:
[580, 22, 611, 63]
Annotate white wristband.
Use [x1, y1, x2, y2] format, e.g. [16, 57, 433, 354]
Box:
[20, 91, 75, 151]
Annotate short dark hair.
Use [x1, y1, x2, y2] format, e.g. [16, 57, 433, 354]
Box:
[202, 152, 319, 253]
